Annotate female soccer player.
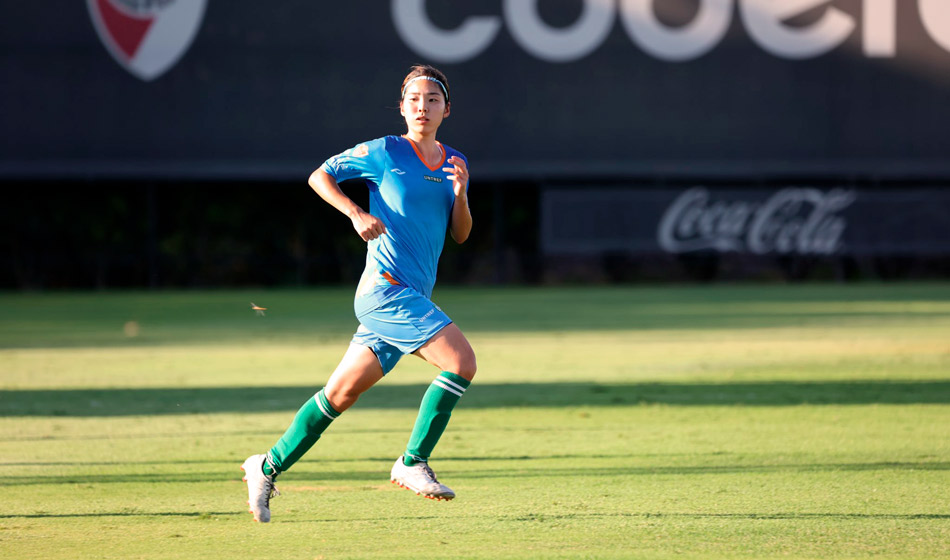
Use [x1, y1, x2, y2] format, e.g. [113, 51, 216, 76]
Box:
[241, 65, 476, 522]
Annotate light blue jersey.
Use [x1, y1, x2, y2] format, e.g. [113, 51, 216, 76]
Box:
[321, 135, 466, 373]
[321, 135, 467, 299]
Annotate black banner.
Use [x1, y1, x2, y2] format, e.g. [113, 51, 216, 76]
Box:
[542, 187, 950, 256]
[3, 1, 950, 179]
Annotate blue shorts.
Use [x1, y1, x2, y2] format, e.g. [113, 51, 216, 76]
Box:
[351, 285, 452, 374]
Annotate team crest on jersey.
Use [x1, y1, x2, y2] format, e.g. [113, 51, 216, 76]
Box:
[352, 144, 369, 157]
[87, 0, 207, 81]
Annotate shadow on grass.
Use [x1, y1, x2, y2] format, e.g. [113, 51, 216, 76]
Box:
[4, 461, 947, 487]
[1, 380, 948, 417]
[3, 510, 948, 521]
[3, 286, 949, 350]
[0, 511, 240, 519]
[509, 512, 950, 522]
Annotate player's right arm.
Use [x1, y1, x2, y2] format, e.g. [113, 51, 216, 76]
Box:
[308, 168, 387, 242]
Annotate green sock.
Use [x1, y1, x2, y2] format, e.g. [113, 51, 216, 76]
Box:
[264, 388, 339, 476]
[404, 372, 471, 466]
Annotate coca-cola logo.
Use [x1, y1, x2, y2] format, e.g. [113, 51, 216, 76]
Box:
[658, 187, 856, 255]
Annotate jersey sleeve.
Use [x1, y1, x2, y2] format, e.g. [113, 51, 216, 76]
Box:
[320, 138, 386, 183]
[446, 145, 468, 171]
[447, 146, 470, 195]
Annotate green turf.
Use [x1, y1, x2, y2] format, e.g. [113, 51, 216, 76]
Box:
[1, 284, 949, 559]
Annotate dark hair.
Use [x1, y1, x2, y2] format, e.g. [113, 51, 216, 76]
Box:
[400, 64, 450, 103]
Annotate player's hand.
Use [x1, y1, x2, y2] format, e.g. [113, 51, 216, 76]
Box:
[351, 210, 387, 241]
[443, 156, 469, 198]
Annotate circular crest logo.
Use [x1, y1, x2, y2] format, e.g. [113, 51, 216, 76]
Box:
[87, 0, 207, 81]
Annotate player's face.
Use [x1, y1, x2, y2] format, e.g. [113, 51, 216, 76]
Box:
[400, 81, 449, 136]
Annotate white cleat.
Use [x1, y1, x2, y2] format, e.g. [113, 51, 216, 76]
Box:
[240, 454, 279, 522]
[390, 457, 455, 501]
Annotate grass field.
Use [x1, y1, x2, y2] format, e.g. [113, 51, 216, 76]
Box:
[1, 284, 949, 559]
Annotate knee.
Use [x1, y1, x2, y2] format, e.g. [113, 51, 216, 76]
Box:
[324, 382, 364, 412]
[453, 353, 477, 382]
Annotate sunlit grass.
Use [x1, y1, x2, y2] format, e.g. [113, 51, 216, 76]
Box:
[1, 284, 948, 559]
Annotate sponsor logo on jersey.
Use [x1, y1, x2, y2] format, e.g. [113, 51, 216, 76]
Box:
[423, 175, 443, 183]
[353, 144, 369, 157]
[391, 168, 406, 175]
[87, 0, 207, 81]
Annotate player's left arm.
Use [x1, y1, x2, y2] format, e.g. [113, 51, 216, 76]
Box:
[444, 155, 472, 243]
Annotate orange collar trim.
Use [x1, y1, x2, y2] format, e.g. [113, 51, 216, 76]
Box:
[403, 136, 446, 172]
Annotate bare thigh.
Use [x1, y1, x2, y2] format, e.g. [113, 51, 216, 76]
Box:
[413, 323, 477, 380]
[323, 343, 384, 412]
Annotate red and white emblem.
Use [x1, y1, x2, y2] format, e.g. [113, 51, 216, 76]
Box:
[87, 0, 207, 81]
